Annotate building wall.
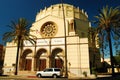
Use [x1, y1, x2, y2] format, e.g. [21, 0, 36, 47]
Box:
[67, 37, 90, 76]
[3, 42, 17, 74]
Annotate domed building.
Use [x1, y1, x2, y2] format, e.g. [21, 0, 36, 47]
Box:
[3, 3, 93, 77]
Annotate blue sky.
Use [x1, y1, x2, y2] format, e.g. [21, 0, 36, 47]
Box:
[0, 0, 120, 45]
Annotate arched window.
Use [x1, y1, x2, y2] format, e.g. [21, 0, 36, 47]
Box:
[69, 19, 74, 32]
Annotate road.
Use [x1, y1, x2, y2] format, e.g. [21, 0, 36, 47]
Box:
[0, 75, 68, 80]
[0, 77, 68, 80]
[1, 74, 120, 80]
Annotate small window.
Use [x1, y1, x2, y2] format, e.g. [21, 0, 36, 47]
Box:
[69, 20, 74, 32]
[70, 23, 74, 31]
[59, 5, 61, 8]
[81, 32, 85, 37]
[52, 6, 54, 9]
[12, 64, 16, 67]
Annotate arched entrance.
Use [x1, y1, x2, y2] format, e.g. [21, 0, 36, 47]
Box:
[35, 49, 47, 71]
[20, 49, 32, 71]
[50, 48, 64, 69]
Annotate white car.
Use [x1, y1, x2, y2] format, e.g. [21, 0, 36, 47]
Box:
[36, 68, 63, 78]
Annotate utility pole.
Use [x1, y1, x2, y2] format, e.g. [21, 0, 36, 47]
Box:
[61, 0, 68, 77]
[49, 38, 52, 68]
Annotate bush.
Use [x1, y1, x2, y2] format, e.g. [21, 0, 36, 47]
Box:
[83, 71, 87, 77]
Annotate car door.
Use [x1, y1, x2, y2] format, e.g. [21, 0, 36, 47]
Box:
[43, 68, 53, 77]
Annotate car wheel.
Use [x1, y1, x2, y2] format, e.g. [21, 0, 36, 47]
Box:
[37, 74, 41, 78]
[53, 74, 57, 78]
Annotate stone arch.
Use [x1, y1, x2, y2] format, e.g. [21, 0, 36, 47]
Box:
[19, 49, 32, 71]
[50, 48, 64, 68]
[35, 48, 47, 71]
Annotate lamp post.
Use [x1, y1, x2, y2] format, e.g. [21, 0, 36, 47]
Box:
[61, 0, 68, 77]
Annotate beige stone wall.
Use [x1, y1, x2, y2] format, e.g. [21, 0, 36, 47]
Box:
[31, 16, 66, 38]
[3, 46, 17, 74]
[67, 37, 90, 76]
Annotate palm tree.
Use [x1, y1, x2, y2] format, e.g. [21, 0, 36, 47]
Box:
[95, 6, 120, 76]
[88, 27, 97, 67]
[88, 27, 100, 74]
[3, 18, 36, 75]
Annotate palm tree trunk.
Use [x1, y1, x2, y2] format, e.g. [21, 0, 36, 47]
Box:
[15, 36, 21, 75]
[107, 29, 115, 76]
[101, 38, 105, 69]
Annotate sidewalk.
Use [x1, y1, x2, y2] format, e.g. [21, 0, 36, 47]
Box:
[68, 74, 97, 80]
[68, 76, 96, 80]
[68, 74, 120, 80]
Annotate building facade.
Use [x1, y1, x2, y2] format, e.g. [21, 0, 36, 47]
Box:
[3, 3, 91, 77]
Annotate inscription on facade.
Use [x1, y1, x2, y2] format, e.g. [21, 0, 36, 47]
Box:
[52, 38, 65, 44]
[24, 38, 65, 46]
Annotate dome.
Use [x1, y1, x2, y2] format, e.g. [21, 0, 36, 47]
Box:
[35, 3, 88, 21]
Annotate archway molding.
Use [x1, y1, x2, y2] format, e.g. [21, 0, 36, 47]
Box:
[19, 49, 32, 71]
[50, 48, 64, 68]
[35, 48, 47, 71]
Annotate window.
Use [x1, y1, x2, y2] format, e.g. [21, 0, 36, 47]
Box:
[54, 69, 60, 71]
[69, 20, 74, 32]
[44, 68, 53, 72]
[81, 32, 85, 37]
[40, 22, 58, 38]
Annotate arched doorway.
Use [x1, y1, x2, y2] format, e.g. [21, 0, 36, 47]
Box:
[35, 49, 47, 71]
[20, 49, 32, 71]
[50, 48, 64, 69]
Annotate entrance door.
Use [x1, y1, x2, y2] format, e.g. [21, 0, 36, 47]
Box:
[39, 59, 46, 71]
[25, 59, 32, 71]
[55, 59, 63, 68]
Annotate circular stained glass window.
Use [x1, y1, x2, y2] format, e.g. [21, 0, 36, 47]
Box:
[40, 22, 58, 38]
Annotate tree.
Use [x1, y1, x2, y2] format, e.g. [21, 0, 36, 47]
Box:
[88, 27, 101, 74]
[88, 27, 98, 67]
[88, 27, 97, 49]
[94, 6, 120, 76]
[114, 56, 120, 66]
[3, 18, 36, 75]
[113, 50, 120, 72]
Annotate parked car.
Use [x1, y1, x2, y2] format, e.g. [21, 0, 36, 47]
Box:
[36, 68, 63, 78]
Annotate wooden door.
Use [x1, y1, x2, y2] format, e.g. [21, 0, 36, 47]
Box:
[55, 59, 63, 68]
[25, 59, 32, 71]
[39, 59, 46, 71]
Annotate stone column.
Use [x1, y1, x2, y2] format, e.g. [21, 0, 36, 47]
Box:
[31, 55, 34, 71]
[46, 57, 49, 68]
